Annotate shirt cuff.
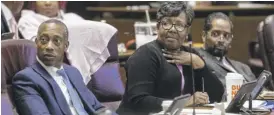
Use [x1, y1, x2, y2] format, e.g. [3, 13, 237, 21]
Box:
[161, 100, 173, 111]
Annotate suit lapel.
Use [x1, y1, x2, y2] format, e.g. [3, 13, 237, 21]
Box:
[200, 50, 231, 72]
[226, 58, 250, 81]
[31, 61, 72, 115]
[63, 65, 96, 113]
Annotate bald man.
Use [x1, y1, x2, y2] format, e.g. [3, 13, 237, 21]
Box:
[12, 19, 117, 115]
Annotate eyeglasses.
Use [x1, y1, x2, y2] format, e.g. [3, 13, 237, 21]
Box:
[208, 30, 233, 41]
[159, 20, 189, 32]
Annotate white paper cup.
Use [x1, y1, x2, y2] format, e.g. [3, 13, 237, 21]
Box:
[225, 73, 244, 103]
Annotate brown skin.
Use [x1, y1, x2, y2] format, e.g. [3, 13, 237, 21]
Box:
[2, 1, 24, 15]
[157, 12, 205, 69]
[157, 12, 188, 51]
[157, 12, 209, 105]
[202, 19, 233, 57]
[35, 23, 69, 68]
[186, 92, 209, 106]
[36, 1, 59, 18]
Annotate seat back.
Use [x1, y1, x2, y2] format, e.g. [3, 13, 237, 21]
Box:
[257, 21, 270, 71]
[262, 15, 274, 90]
[87, 32, 124, 111]
[1, 39, 37, 112]
[1, 93, 15, 115]
[1, 66, 15, 115]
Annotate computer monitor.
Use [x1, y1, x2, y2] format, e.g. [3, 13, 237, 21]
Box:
[225, 81, 257, 113]
[164, 94, 191, 115]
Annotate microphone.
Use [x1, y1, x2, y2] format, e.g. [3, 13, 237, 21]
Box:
[188, 34, 196, 115]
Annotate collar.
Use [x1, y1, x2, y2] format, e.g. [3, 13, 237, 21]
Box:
[36, 56, 63, 76]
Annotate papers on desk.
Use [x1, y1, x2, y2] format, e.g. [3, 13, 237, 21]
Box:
[243, 100, 265, 108]
[260, 91, 274, 99]
[181, 109, 213, 115]
[152, 101, 270, 115]
[237, 3, 272, 8]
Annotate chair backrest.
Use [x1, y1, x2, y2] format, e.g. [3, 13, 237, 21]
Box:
[257, 21, 270, 71]
[1, 39, 37, 111]
[262, 15, 274, 90]
[1, 93, 15, 115]
[1, 66, 15, 115]
[87, 32, 125, 103]
[106, 32, 119, 62]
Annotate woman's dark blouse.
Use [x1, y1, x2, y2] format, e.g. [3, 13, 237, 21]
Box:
[116, 40, 207, 115]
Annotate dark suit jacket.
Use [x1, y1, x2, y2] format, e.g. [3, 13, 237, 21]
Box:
[194, 48, 256, 103]
[117, 40, 207, 115]
[12, 61, 111, 115]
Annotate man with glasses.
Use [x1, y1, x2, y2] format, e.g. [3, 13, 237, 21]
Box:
[194, 12, 256, 103]
[117, 2, 210, 115]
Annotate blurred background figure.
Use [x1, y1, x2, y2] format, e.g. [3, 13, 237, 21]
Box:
[18, 1, 117, 84]
[1, 1, 24, 39]
[18, 1, 83, 41]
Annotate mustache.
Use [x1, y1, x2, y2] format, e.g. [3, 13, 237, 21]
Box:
[165, 31, 181, 38]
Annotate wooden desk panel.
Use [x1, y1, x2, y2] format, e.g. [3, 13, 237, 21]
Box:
[86, 5, 274, 12]
[106, 16, 266, 64]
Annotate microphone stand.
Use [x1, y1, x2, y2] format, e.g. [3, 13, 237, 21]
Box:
[189, 41, 196, 115]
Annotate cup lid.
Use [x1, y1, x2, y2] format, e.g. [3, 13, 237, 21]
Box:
[225, 73, 244, 80]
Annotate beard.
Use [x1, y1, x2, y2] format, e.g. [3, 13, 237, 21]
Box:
[206, 46, 228, 57]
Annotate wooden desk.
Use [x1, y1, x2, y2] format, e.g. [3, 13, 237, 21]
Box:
[118, 49, 135, 58]
[118, 50, 135, 67]
[86, 5, 274, 12]
[118, 43, 203, 60]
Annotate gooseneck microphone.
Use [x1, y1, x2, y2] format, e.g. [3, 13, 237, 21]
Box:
[188, 34, 196, 115]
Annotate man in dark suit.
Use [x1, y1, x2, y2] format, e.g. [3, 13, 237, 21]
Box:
[194, 12, 256, 103]
[12, 19, 117, 115]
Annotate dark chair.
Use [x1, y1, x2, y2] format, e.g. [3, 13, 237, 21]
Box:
[262, 15, 274, 90]
[1, 39, 37, 114]
[248, 40, 264, 77]
[256, 15, 274, 90]
[87, 32, 124, 111]
[248, 21, 267, 77]
[257, 21, 270, 71]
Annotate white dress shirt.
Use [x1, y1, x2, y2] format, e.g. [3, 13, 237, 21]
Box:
[36, 57, 83, 115]
[19, 10, 116, 84]
[217, 57, 237, 73]
[1, 3, 19, 39]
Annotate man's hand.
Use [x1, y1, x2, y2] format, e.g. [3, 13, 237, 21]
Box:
[162, 49, 205, 69]
[185, 92, 209, 106]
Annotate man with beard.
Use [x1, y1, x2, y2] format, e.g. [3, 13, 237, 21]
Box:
[194, 12, 256, 103]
